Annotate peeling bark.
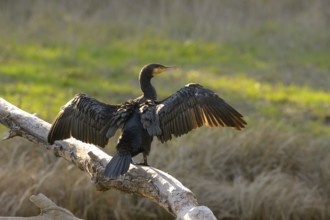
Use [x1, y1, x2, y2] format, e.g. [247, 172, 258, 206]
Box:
[0, 98, 216, 220]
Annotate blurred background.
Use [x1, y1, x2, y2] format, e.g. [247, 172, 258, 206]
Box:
[0, 0, 329, 219]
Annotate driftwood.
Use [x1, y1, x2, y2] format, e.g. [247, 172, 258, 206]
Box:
[0, 193, 82, 220]
[0, 98, 216, 220]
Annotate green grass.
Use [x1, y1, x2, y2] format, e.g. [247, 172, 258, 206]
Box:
[1, 38, 329, 135]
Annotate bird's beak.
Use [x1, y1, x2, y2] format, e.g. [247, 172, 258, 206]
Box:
[153, 66, 177, 76]
[163, 66, 177, 72]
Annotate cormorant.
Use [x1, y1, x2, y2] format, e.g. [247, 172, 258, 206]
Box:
[48, 64, 247, 178]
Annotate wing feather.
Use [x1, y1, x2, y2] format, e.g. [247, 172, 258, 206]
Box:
[48, 93, 120, 147]
[142, 84, 247, 143]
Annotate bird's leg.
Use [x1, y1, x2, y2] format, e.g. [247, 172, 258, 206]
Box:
[135, 153, 149, 166]
[142, 154, 149, 166]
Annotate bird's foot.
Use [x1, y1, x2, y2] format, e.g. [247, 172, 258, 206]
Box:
[135, 162, 149, 166]
[132, 154, 149, 166]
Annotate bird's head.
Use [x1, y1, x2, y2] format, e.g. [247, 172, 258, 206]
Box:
[140, 64, 176, 78]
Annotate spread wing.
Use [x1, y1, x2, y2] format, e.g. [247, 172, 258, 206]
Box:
[141, 84, 247, 143]
[48, 93, 121, 147]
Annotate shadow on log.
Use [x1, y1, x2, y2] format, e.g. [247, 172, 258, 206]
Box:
[0, 98, 216, 220]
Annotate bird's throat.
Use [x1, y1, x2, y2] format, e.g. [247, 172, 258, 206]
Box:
[140, 79, 157, 100]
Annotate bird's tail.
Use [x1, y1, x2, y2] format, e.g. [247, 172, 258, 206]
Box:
[104, 153, 132, 179]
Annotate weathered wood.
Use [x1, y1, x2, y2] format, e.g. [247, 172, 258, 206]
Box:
[0, 98, 216, 220]
[0, 193, 82, 220]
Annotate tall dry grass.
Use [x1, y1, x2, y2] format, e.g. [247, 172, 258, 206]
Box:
[154, 123, 330, 219]
[0, 0, 329, 43]
[1, 123, 330, 219]
[0, 137, 171, 219]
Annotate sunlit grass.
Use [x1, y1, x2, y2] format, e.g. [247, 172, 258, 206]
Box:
[205, 74, 330, 107]
[183, 70, 330, 111]
[1, 38, 329, 135]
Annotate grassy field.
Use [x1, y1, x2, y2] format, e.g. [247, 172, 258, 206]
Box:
[0, 1, 330, 219]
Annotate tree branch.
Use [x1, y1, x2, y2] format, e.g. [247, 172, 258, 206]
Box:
[0, 98, 216, 220]
[0, 193, 82, 220]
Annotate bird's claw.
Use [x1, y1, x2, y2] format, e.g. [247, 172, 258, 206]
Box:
[134, 162, 149, 166]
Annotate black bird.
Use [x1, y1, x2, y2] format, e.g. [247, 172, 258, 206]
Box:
[48, 64, 247, 178]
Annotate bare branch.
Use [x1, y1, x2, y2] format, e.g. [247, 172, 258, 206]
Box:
[0, 193, 82, 220]
[0, 98, 216, 220]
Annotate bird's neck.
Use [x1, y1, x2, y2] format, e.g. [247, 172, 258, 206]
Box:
[140, 76, 157, 100]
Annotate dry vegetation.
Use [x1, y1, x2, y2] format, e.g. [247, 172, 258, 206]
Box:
[1, 125, 329, 219]
[0, 0, 330, 219]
